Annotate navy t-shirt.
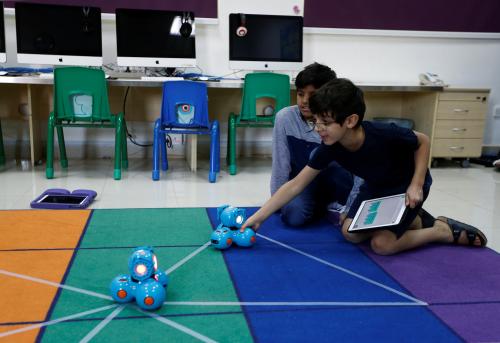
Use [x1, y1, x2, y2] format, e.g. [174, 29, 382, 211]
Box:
[308, 121, 420, 189]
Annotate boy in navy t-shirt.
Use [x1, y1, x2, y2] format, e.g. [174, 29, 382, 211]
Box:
[271, 63, 362, 227]
[242, 78, 487, 255]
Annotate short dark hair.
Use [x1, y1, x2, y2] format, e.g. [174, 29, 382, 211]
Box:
[295, 62, 336, 90]
[309, 78, 366, 128]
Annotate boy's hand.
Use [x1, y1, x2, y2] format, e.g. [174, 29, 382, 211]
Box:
[240, 215, 261, 232]
[405, 183, 423, 208]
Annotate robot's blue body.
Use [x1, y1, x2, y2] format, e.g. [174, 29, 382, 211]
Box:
[210, 205, 256, 250]
[110, 246, 168, 310]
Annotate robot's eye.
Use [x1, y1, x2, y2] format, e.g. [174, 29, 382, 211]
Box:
[135, 264, 148, 276]
[235, 215, 243, 224]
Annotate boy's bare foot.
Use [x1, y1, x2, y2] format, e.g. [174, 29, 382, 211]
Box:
[435, 216, 487, 247]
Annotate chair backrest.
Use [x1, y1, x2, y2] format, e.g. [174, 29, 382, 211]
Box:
[161, 81, 209, 128]
[53, 67, 111, 122]
[239, 72, 291, 122]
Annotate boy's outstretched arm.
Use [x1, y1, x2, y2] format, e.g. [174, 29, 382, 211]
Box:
[242, 166, 320, 231]
[406, 131, 430, 208]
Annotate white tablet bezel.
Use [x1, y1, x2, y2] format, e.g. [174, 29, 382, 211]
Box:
[348, 193, 407, 233]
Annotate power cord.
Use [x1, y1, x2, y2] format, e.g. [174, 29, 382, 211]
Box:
[122, 86, 159, 147]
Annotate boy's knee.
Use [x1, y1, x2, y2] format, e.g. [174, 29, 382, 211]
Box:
[281, 205, 311, 227]
[341, 222, 364, 244]
[370, 235, 397, 256]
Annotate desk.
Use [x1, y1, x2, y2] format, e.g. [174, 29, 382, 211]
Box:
[0, 76, 489, 169]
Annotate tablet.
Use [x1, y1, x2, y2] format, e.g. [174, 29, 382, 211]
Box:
[30, 189, 97, 209]
[348, 193, 408, 233]
[38, 194, 87, 205]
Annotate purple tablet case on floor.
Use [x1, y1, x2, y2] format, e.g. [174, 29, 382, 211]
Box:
[30, 188, 97, 209]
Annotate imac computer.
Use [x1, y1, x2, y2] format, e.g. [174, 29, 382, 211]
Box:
[0, 3, 6, 63]
[15, 2, 102, 66]
[229, 13, 303, 71]
[116, 8, 196, 68]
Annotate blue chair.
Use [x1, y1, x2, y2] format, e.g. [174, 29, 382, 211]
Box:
[152, 81, 220, 182]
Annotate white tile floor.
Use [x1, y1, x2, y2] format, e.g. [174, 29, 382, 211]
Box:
[1, 157, 499, 252]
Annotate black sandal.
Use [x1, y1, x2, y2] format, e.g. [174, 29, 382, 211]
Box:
[437, 216, 487, 247]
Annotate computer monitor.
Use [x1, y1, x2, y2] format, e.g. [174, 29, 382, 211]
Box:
[116, 8, 196, 68]
[15, 2, 102, 66]
[229, 13, 303, 71]
[0, 3, 6, 63]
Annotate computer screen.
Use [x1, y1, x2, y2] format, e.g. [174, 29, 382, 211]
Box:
[116, 8, 196, 68]
[15, 2, 102, 66]
[0, 3, 6, 63]
[229, 13, 303, 71]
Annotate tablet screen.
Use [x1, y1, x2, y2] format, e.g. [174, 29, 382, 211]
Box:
[39, 195, 87, 205]
[348, 193, 407, 232]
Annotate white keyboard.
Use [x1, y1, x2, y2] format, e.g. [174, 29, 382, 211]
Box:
[106, 72, 144, 79]
[140, 76, 184, 81]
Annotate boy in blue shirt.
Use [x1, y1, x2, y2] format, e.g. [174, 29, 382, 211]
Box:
[271, 63, 362, 227]
[242, 78, 487, 255]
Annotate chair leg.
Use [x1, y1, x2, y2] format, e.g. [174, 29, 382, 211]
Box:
[114, 115, 124, 180]
[56, 126, 68, 168]
[216, 120, 220, 173]
[209, 120, 219, 183]
[46, 116, 55, 179]
[226, 115, 232, 166]
[152, 119, 161, 180]
[228, 113, 237, 175]
[0, 120, 5, 166]
[161, 130, 168, 171]
[122, 120, 128, 169]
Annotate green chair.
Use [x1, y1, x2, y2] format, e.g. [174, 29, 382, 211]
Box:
[227, 72, 290, 175]
[0, 119, 5, 166]
[46, 67, 128, 180]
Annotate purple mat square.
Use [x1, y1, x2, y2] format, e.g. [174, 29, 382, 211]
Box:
[431, 303, 500, 342]
[361, 244, 500, 341]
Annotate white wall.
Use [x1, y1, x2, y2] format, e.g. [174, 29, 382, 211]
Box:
[303, 33, 500, 146]
[2, 0, 500, 160]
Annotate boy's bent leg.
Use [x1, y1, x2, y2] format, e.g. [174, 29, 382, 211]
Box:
[341, 218, 373, 244]
[280, 168, 345, 227]
[370, 228, 442, 255]
[280, 183, 318, 227]
[369, 219, 486, 255]
[321, 161, 354, 205]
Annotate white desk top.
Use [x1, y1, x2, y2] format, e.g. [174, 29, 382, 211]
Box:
[0, 75, 447, 91]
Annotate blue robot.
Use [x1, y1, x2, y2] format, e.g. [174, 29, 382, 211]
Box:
[210, 205, 256, 250]
[110, 246, 169, 310]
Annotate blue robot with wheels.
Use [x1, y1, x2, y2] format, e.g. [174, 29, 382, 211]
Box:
[110, 246, 169, 310]
[210, 205, 256, 250]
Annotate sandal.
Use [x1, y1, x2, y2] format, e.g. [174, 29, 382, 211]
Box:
[436, 216, 487, 247]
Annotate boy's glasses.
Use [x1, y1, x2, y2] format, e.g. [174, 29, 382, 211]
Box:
[306, 120, 336, 131]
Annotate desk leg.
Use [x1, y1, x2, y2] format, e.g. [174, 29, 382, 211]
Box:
[186, 135, 197, 172]
[27, 84, 49, 167]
